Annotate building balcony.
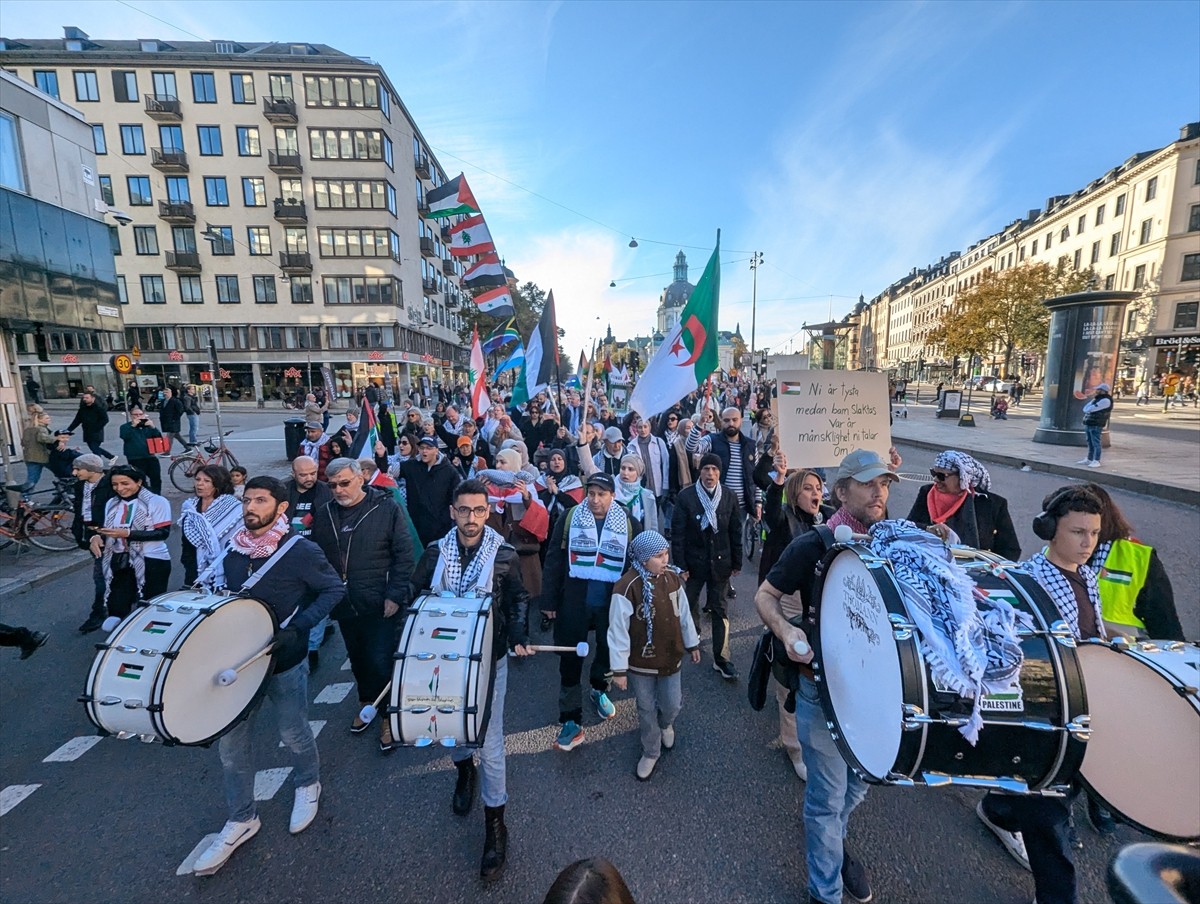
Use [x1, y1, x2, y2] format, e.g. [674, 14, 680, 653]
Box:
[414, 155, 430, 178]
[417, 200, 430, 217]
[444, 292, 458, 310]
[165, 251, 202, 273]
[144, 94, 182, 121]
[272, 198, 308, 223]
[157, 200, 195, 223]
[262, 96, 298, 123]
[268, 150, 303, 174]
[279, 252, 313, 274]
[151, 148, 189, 173]
[421, 277, 437, 294]
[419, 236, 437, 258]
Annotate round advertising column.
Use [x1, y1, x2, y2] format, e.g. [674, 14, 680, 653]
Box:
[1033, 290, 1138, 447]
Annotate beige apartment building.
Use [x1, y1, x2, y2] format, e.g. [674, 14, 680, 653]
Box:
[0, 28, 468, 403]
[848, 122, 1200, 390]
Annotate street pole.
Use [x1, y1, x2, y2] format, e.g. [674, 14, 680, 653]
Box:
[208, 340, 225, 444]
[749, 252, 763, 378]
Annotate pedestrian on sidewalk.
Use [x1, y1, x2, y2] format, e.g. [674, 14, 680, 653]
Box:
[159, 386, 187, 453]
[1135, 379, 1149, 406]
[67, 390, 115, 461]
[119, 407, 165, 494]
[182, 385, 202, 446]
[19, 409, 56, 491]
[1080, 384, 1113, 469]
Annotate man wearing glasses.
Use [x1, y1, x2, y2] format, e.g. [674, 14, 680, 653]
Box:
[409, 479, 532, 884]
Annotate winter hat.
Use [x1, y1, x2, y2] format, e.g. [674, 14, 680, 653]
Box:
[699, 453, 723, 473]
[630, 530, 670, 565]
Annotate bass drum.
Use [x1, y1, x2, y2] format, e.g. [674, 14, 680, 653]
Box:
[1076, 639, 1200, 840]
[814, 544, 1088, 792]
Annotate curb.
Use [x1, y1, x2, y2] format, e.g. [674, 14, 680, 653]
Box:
[0, 552, 92, 599]
[892, 435, 1199, 508]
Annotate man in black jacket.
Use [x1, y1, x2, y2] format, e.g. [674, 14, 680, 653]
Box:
[671, 453, 743, 679]
[310, 458, 414, 752]
[71, 454, 115, 633]
[67, 391, 114, 460]
[410, 479, 531, 883]
[399, 436, 461, 546]
[159, 386, 187, 453]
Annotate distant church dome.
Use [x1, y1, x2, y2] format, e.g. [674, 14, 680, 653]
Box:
[660, 251, 694, 310]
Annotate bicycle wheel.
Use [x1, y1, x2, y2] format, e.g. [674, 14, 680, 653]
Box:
[743, 517, 758, 561]
[169, 455, 200, 493]
[25, 506, 78, 551]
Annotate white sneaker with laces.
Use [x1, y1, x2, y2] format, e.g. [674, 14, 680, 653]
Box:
[1088, 461, 1102, 468]
[661, 725, 675, 750]
[976, 800, 1031, 871]
[289, 781, 321, 834]
[1075, 459, 1091, 465]
[192, 817, 261, 876]
[636, 756, 657, 780]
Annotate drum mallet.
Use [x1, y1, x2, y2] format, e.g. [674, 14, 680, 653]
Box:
[215, 643, 275, 686]
[358, 681, 393, 725]
[528, 642, 590, 657]
[833, 525, 871, 544]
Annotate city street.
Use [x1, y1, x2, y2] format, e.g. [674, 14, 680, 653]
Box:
[2, 412, 1197, 903]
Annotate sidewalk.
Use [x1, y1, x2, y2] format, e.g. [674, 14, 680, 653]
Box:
[889, 394, 1200, 507]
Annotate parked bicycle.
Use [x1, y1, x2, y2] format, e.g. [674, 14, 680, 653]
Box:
[0, 489, 78, 552]
[168, 431, 240, 493]
[742, 512, 766, 562]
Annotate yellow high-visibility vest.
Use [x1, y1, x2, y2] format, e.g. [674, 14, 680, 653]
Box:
[1096, 538, 1152, 635]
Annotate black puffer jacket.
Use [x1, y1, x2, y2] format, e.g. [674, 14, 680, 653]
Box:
[398, 455, 461, 547]
[310, 485, 415, 619]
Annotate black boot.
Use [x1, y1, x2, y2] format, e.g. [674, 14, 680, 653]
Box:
[452, 758, 476, 815]
[78, 601, 107, 634]
[480, 805, 507, 882]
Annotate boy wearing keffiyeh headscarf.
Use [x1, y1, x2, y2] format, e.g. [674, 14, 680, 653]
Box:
[608, 531, 700, 781]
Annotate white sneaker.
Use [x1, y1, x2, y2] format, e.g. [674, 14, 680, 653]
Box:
[192, 817, 260, 876]
[791, 756, 808, 782]
[660, 725, 675, 750]
[1075, 459, 1091, 465]
[976, 800, 1031, 871]
[289, 781, 321, 834]
[636, 756, 657, 781]
[1088, 461, 1101, 468]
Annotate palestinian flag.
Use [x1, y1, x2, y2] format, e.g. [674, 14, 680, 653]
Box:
[494, 342, 525, 376]
[778, 381, 807, 395]
[463, 252, 508, 290]
[431, 627, 459, 641]
[142, 621, 172, 634]
[447, 214, 495, 257]
[469, 327, 489, 418]
[1099, 567, 1133, 585]
[117, 663, 144, 680]
[512, 291, 558, 406]
[425, 174, 480, 219]
[472, 285, 515, 318]
[347, 397, 379, 460]
[482, 319, 519, 355]
[428, 665, 440, 695]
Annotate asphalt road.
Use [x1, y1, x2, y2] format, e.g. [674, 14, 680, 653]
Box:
[1, 434, 1196, 904]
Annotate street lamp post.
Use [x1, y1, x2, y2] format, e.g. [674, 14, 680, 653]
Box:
[749, 251, 763, 364]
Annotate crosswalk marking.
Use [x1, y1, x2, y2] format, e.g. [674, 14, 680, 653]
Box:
[280, 720, 326, 747]
[0, 785, 41, 817]
[253, 767, 292, 801]
[43, 736, 104, 763]
[340, 658, 351, 671]
[313, 682, 353, 704]
[177, 833, 219, 876]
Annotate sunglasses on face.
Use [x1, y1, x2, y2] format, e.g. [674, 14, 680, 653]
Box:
[929, 470, 954, 481]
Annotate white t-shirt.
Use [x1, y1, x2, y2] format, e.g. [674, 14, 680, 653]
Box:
[106, 492, 173, 561]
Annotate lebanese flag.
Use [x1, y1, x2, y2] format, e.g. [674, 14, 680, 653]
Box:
[425, 174, 480, 219]
[447, 214, 495, 257]
[463, 252, 507, 289]
[469, 327, 489, 418]
[472, 285, 515, 317]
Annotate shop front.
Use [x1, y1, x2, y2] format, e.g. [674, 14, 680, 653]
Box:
[187, 364, 257, 402]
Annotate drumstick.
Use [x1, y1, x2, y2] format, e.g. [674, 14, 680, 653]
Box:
[528, 642, 590, 657]
[793, 640, 811, 657]
[214, 643, 275, 686]
[832, 525, 871, 544]
[358, 681, 393, 724]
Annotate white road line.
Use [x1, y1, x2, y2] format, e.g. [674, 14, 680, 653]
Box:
[340, 658, 351, 671]
[177, 833, 218, 876]
[313, 682, 354, 704]
[43, 736, 104, 763]
[280, 720, 326, 747]
[0, 785, 41, 817]
[253, 767, 293, 801]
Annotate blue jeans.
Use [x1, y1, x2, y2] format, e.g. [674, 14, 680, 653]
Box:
[795, 675, 870, 904]
[187, 413, 200, 445]
[1084, 425, 1102, 462]
[452, 656, 509, 807]
[22, 461, 45, 491]
[308, 615, 329, 653]
[218, 661, 319, 822]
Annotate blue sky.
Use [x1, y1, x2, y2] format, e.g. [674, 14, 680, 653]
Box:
[4, 0, 1198, 357]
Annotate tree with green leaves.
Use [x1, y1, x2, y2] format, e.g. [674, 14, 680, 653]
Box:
[458, 280, 570, 378]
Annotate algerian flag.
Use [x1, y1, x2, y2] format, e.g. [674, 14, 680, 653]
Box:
[469, 327, 489, 418]
[513, 291, 558, 405]
[630, 234, 721, 418]
[447, 214, 495, 257]
[425, 174, 480, 219]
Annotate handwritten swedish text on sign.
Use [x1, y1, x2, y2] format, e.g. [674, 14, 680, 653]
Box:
[775, 370, 891, 468]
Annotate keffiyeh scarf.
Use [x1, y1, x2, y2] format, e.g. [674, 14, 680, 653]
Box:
[870, 520, 1029, 745]
[432, 526, 504, 596]
[231, 513, 290, 558]
[617, 479, 652, 525]
[630, 531, 671, 658]
[102, 491, 156, 599]
[697, 482, 722, 532]
[934, 450, 992, 492]
[1018, 551, 1105, 641]
[567, 502, 630, 582]
[180, 494, 244, 578]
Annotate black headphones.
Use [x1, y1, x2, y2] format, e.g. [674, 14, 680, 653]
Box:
[1032, 487, 1077, 541]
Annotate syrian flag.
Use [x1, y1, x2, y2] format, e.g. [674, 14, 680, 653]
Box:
[512, 291, 558, 405]
[482, 319, 519, 355]
[463, 252, 508, 290]
[630, 234, 721, 418]
[494, 341, 525, 376]
[447, 214, 495, 257]
[469, 327, 489, 418]
[425, 174, 480, 219]
[347, 398, 380, 459]
[472, 285, 516, 318]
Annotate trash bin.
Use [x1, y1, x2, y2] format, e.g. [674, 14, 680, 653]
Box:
[284, 417, 307, 462]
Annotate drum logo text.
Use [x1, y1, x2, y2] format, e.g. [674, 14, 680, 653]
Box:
[841, 574, 881, 646]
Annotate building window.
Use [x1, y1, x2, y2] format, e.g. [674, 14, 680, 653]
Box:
[236, 126, 261, 156]
[151, 71, 177, 98]
[1077, 214, 1085, 234]
[302, 74, 382, 109]
[127, 175, 152, 206]
[317, 228, 396, 258]
[308, 128, 385, 160]
[1195, 159, 1200, 186]
[1182, 253, 1200, 282]
[279, 177, 303, 203]
[111, 70, 137, 102]
[312, 178, 390, 209]
[92, 124, 106, 155]
[1145, 176, 1157, 202]
[247, 226, 272, 255]
[268, 73, 293, 98]
[1073, 249, 1082, 270]
[133, 225, 159, 254]
[253, 275, 277, 303]
[327, 325, 395, 350]
[1133, 264, 1147, 290]
[1095, 205, 1105, 226]
[116, 275, 128, 304]
[109, 225, 121, 255]
[197, 125, 222, 155]
[159, 124, 183, 151]
[179, 275, 204, 304]
[1060, 226, 1069, 242]
[1139, 219, 1152, 245]
[323, 275, 399, 305]
[33, 70, 59, 98]
[290, 276, 314, 304]
[1018, 245, 1025, 262]
[1104, 274, 1115, 290]
[120, 124, 145, 154]
[242, 177, 266, 206]
[165, 176, 190, 203]
[141, 275, 166, 304]
[1109, 232, 1120, 257]
[98, 175, 114, 205]
[191, 72, 217, 103]
[1175, 301, 1199, 329]
[172, 226, 197, 253]
[1115, 193, 1126, 216]
[204, 176, 228, 206]
[1188, 204, 1200, 232]
[215, 275, 241, 303]
[73, 70, 99, 102]
[1045, 231, 1052, 249]
[230, 72, 254, 103]
[386, 182, 396, 214]
[274, 126, 299, 154]
[384, 136, 393, 168]
[1031, 239, 1038, 256]
[208, 225, 234, 255]
[283, 226, 307, 252]
[1090, 241, 1100, 265]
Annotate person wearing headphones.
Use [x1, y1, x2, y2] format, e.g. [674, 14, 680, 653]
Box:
[976, 485, 1105, 904]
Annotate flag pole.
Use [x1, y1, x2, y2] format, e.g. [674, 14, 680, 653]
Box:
[582, 337, 597, 439]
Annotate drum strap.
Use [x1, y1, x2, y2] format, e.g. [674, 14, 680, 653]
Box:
[197, 533, 304, 595]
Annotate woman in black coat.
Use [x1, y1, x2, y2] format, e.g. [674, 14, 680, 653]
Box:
[905, 450, 1020, 560]
[758, 452, 836, 584]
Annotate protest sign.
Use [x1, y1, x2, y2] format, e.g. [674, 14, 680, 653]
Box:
[775, 370, 891, 467]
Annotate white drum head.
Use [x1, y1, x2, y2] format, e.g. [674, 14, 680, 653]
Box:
[819, 550, 904, 780]
[1077, 642, 1200, 840]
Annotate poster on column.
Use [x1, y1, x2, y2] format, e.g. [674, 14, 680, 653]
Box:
[775, 370, 892, 468]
